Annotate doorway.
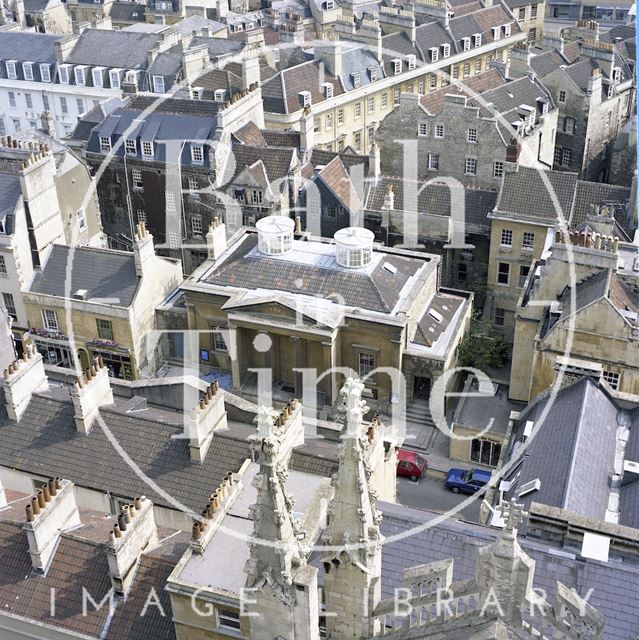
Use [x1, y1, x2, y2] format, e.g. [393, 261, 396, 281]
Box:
[413, 376, 431, 401]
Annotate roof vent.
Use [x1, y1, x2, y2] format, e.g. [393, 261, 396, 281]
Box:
[256, 215, 295, 256]
[73, 289, 88, 300]
[517, 478, 541, 497]
[334, 227, 374, 269]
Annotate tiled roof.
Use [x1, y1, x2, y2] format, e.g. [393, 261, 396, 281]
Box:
[222, 143, 297, 185]
[29, 245, 140, 306]
[201, 233, 427, 313]
[0, 396, 250, 512]
[571, 181, 632, 227]
[232, 121, 268, 146]
[318, 156, 360, 211]
[420, 69, 507, 115]
[494, 166, 579, 223]
[412, 293, 465, 347]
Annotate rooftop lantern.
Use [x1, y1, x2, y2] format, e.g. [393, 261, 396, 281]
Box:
[256, 215, 295, 256]
[334, 227, 375, 268]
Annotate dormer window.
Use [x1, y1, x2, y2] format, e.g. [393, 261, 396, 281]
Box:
[504, 23, 511, 37]
[492, 27, 501, 41]
[607, 85, 614, 98]
[429, 47, 439, 62]
[192, 87, 203, 100]
[442, 43, 450, 57]
[141, 140, 154, 158]
[92, 67, 105, 87]
[323, 82, 333, 99]
[299, 91, 311, 107]
[462, 37, 471, 51]
[214, 89, 225, 102]
[74, 66, 87, 86]
[392, 59, 401, 74]
[474, 33, 482, 47]
[125, 138, 137, 155]
[407, 54, 416, 70]
[152, 75, 165, 93]
[109, 69, 121, 89]
[612, 68, 621, 82]
[325, 0, 335, 8]
[58, 64, 71, 84]
[23, 62, 33, 81]
[369, 67, 377, 81]
[6, 60, 16, 79]
[125, 70, 138, 85]
[352, 72, 360, 88]
[191, 144, 204, 164]
[99, 136, 111, 152]
[40, 64, 51, 82]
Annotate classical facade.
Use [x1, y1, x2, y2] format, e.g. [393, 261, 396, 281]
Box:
[166, 217, 473, 415]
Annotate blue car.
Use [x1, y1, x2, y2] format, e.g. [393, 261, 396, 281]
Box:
[445, 468, 491, 494]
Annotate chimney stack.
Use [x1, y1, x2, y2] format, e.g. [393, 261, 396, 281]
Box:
[382, 184, 395, 211]
[23, 478, 81, 573]
[106, 495, 158, 595]
[206, 217, 227, 261]
[71, 356, 114, 434]
[133, 222, 155, 278]
[2, 342, 48, 423]
[187, 379, 228, 462]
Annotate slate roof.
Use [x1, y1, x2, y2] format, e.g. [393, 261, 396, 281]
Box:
[505, 378, 619, 519]
[365, 176, 498, 228]
[493, 166, 579, 223]
[201, 233, 428, 314]
[620, 408, 639, 529]
[65, 29, 162, 68]
[29, 245, 140, 307]
[469, 74, 552, 119]
[110, 1, 147, 22]
[412, 293, 465, 347]
[571, 182, 631, 228]
[379, 501, 639, 640]
[0, 173, 21, 231]
[0, 31, 61, 64]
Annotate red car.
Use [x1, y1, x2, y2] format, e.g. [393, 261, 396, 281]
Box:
[396, 449, 428, 481]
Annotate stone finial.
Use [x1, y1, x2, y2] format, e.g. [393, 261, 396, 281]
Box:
[498, 498, 527, 539]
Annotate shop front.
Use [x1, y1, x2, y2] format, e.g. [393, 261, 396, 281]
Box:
[87, 342, 135, 380]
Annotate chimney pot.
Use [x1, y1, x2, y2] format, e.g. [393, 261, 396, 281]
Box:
[118, 514, 128, 531]
[37, 490, 45, 509]
[128, 503, 136, 517]
[31, 497, 40, 515]
[113, 524, 122, 538]
[26, 505, 34, 522]
[134, 496, 142, 510]
[55, 477, 61, 490]
[121, 505, 132, 523]
[42, 484, 51, 503]
[192, 522, 202, 539]
[48, 479, 57, 497]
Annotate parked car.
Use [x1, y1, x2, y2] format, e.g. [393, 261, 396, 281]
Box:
[445, 468, 491, 494]
[397, 449, 428, 481]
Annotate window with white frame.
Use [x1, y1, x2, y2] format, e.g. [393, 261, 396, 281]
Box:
[42, 309, 59, 331]
[418, 79, 425, 94]
[407, 54, 416, 70]
[0, 255, 6, 275]
[188, 177, 199, 192]
[354, 102, 361, 118]
[504, 23, 511, 37]
[324, 83, 333, 99]
[76, 98, 84, 114]
[563, 116, 575, 134]
[518, 265, 530, 287]
[337, 108, 344, 125]
[125, 139, 137, 155]
[462, 37, 471, 51]
[99, 136, 111, 152]
[325, 113, 333, 130]
[475, 58, 482, 73]
[392, 59, 401, 74]
[427, 152, 439, 170]
[394, 88, 400, 104]
[522, 232, 534, 249]
[168, 230, 180, 248]
[92, 68, 104, 87]
[77, 208, 87, 231]
[352, 72, 360, 88]
[430, 75, 437, 90]
[442, 43, 450, 57]
[109, 70, 121, 89]
[603, 370, 620, 390]
[474, 33, 482, 47]
[381, 93, 388, 109]
[561, 148, 572, 166]
[132, 169, 143, 189]
[558, 90, 566, 103]
[166, 191, 176, 212]
[191, 215, 203, 236]
[367, 96, 375, 113]
[554, 147, 562, 165]
[213, 332, 227, 352]
[40, 64, 51, 82]
[434, 124, 444, 138]
[137, 210, 147, 223]
[369, 67, 377, 81]
[493, 307, 505, 326]
[23, 62, 33, 81]
[191, 145, 204, 163]
[141, 140, 153, 158]
[418, 122, 428, 136]
[429, 47, 439, 62]
[463, 62, 470, 78]
[464, 157, 477, 175]
[500, 229, 513, 246]
[214, 89, 225, 102]
[58, 96, 67, 113]
[251, 189, 263, 204]
[153, 75, 165, 93]
[467, 128, 477, 143]
[358, 352, 375, 377]
[25, 93, 32, 109]
[6, 61, 16, 79]
[497, 262, 510, 284]
[493, 161, 504, 177]
[74, 67, 86, 86]
[492, 27, 501, 41]
[58, 65, 70, 84]
[531, 3, 537, 17]
[2, 293, 16, 319]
